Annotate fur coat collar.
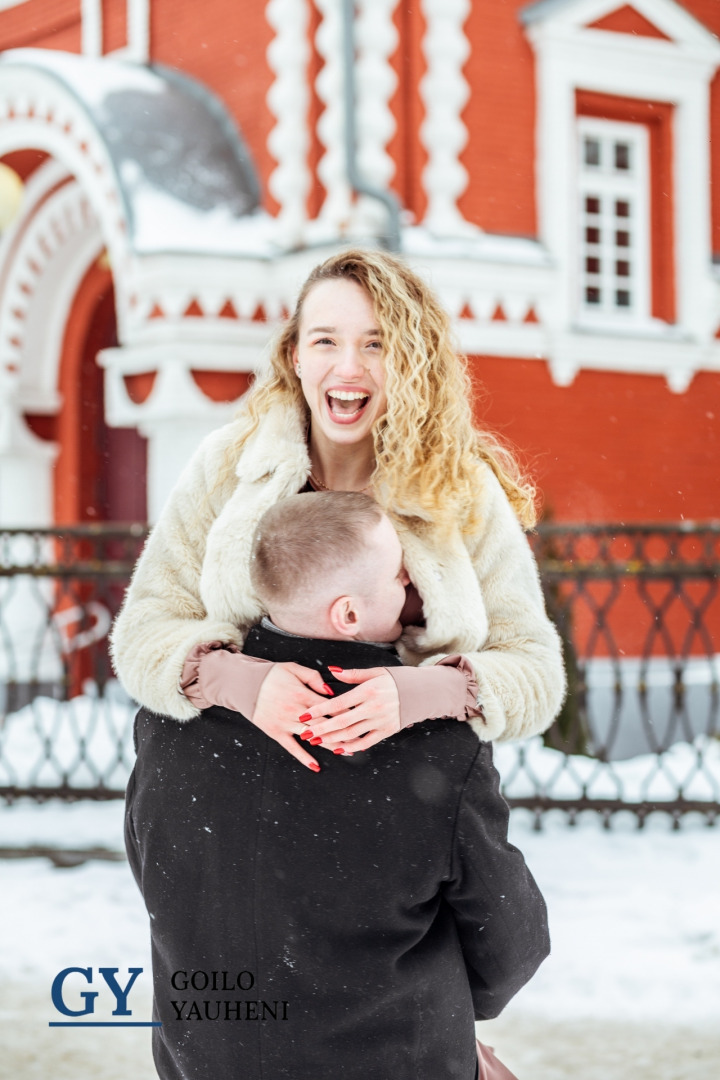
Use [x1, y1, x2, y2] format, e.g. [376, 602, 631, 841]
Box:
[199, 404, 490, 666]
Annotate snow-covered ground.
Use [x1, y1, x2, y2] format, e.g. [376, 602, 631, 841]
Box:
[1, 744, 719, 1079]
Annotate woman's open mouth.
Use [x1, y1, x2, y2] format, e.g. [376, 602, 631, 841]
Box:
[325, 390, 370, 423]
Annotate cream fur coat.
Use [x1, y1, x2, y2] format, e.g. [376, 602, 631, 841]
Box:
[110, 404, 566, 741]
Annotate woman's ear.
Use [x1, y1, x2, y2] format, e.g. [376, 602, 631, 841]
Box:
[328, 596, 359, 639]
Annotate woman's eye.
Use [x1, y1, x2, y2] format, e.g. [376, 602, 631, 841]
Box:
[314, 337, 334, 346]
[367, 340, 382, 349]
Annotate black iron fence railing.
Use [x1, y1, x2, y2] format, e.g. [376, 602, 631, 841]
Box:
[0, 525, 147, 801]
[1, 523, 718, 825]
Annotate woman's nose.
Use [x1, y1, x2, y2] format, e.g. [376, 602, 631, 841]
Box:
[333, 346, 366, 377]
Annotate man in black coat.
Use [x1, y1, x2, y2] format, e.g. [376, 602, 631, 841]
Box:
[125, 495, 550, 1080]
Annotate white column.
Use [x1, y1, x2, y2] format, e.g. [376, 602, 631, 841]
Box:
[675, 80, 715, 340]
[266, 0, 311, 247]
[142, 420, 224, 523]
[534, 43, 577, 384]
[419, 0, 478, 236]
[0, 373, 56, 529]
[100, 347, 241, 523]
[81, 0, 103, 58]
[114, 365, 228, 522]
[127, 0, 151, 62]
[315, 0, 354, 234]
[353, 0, 399, 233]
[0, 373, 59, 692]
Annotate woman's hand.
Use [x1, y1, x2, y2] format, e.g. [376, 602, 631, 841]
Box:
[251, 663, 334, 771]
[297, 668, 400, 754]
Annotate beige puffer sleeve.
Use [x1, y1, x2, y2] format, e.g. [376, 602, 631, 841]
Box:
[460, 473, 566, 743]
[109, 422, 247, 721]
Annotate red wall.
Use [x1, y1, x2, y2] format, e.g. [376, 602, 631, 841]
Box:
[0, 0, 81, 52]
[102, 0, 127, 55]
[469, 357, 720, 524]
[460, 0, 537, 237]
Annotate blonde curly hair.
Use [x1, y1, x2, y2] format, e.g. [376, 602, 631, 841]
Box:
[232, 249, 537, 533]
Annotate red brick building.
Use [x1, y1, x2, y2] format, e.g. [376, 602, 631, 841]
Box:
[0, 0, 718, 526]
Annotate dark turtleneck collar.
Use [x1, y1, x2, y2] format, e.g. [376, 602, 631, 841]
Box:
[242, 620, 401, 696]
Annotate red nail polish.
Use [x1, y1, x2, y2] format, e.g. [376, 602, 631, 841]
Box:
[298, 713, 312, 722]
[307, 761, 320, 773]
[333, 748, 345, 755]
[328, 666, 343, 673]
[300, 731, 314, 741]
[322, 683, 334, 696]
[309, 736, 323, 746]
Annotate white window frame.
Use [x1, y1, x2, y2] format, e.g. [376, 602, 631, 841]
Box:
[576, 116, 650, 329]
[523, 0, 720, 391]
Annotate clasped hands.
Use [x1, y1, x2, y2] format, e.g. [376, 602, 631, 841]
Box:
[250, 661, 400, 771]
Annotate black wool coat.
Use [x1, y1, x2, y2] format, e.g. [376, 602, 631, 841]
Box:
[125, 623, 550, 1080]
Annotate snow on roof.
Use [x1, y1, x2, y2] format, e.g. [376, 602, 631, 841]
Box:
[1, 49, 267, 256]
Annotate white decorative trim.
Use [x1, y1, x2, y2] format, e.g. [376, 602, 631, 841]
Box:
[523, 0, 720, 53]
[353, 0, 399, 233]
[419, 0, 478, 237]
[0, 66, 131, 266]
[99, 344, 246, 427]
[0, 163, 104, 414]
[524, 0, 720, 390]
[266, 0, 311, 247]
[314, 0, 353, 234]
[81, 0, 103, 59]
[547, 327, 720, 393]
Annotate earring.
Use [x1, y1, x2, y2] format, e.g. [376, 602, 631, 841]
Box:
[296, 364, 302, 377]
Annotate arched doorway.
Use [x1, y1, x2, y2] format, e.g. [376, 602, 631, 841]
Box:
[55, 257, 148, 525]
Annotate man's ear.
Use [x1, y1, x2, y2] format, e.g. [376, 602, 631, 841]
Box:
[329, 596, 359, 639]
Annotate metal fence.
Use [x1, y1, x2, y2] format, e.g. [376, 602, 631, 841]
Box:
[1, 522, 718, 825]
[0, 525, 147, 802]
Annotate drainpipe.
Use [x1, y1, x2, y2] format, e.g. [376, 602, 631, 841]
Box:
[341, 0, 401, 252]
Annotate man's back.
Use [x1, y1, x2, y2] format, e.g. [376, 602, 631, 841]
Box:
[126, 625, 549, 1080]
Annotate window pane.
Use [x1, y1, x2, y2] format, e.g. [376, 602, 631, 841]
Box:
[616, 260, 630, 277]
[586, 287, 601, 304]
[615, 200, 630, 218]
[586, 256, 601, 273]
[584, 138, 601, 166]
[614, 143, 630, 170]
[616, 231, 630, 247]
[585, 196, 601, 214]
[586, 226, 601, 244]
[616, 290, 631, 307]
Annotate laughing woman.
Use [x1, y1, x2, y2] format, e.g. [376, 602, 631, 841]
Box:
[110, 249, 565, 764]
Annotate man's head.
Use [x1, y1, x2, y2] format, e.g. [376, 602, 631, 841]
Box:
[250, 492, 409, 642]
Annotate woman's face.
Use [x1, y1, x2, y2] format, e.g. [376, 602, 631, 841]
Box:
[293, 278, 387, 453]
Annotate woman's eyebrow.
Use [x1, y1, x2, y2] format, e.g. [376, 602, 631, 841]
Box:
[305, 326, 381, 336]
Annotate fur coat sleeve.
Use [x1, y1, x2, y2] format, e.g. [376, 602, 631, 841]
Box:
[111, 404, 565, 737]
[109, 421, 255, 721]
[392, 466, 566, 743]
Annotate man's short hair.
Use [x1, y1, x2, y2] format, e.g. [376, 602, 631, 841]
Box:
[250, 491, 384, 607]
